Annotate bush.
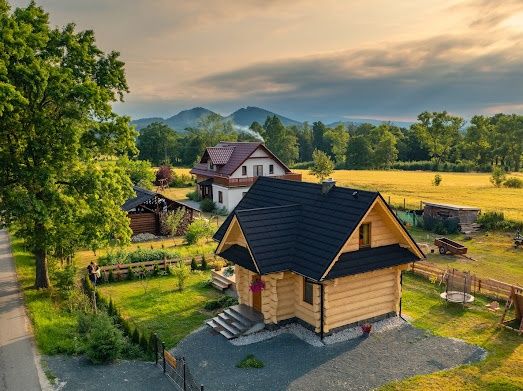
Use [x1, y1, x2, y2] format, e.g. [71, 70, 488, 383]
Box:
[200, 255, 208, 270]
[236, 354, 264, 369]
[390, 160, 492, 172]
[98, 249, 127, 266]
[190, 258, 198, 271]
[186, 191, 201, 202]
[477, 211, 523, 231]
[432, 174, 442, 186]
[185, 218, 214, 245]
[490, 166, 506, 187]
[423, 215, 459, 234]
[77, 313, 95, 335]
[161, 208, 185, 236]
[204, 295, 238, 311]
[504, 177, 523, 188]
[53, 265, 77, 299]
[200, 198, 216, 212]
[155, 165, 173, 185]
[290, 161, 314, 169]
[171, 261, 190, 291]
[121, 158, 155, 189]
[170, 173, 194, 187]
[85, 315, 125, 364]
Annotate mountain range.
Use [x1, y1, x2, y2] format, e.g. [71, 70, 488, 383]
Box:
[131, 106, 413, 131]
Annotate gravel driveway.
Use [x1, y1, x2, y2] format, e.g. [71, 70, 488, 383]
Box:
[172, 323, 485, 391]
[43, 356, 174, 391]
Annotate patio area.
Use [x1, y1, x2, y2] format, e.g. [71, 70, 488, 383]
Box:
[171, 321, 486, 391]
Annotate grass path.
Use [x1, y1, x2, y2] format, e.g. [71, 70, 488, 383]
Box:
[380, 273, 523, 390]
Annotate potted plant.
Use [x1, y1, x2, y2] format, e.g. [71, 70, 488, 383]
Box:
[249, 279, 265, 293]
[361, 323, 372, 336]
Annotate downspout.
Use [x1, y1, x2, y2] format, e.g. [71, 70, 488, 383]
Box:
[320, 283, 325, 341]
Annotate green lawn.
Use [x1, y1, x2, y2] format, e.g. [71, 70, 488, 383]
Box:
[10, 237, 79, 355]
[380, 273, 523, 390]
[408, 227, 523, 285]
[97, 271, 221, 348]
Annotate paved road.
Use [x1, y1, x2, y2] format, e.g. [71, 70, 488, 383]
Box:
[0, 230, 42, 391]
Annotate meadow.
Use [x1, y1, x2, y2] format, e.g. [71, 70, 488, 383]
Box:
[296, 169, 523, 222]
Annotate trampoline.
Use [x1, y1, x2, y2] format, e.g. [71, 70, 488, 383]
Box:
[440, 268, 476, 305]
[440, 291, 475, 303]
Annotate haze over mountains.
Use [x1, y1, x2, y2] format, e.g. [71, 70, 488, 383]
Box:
[131, 106, 413, 131]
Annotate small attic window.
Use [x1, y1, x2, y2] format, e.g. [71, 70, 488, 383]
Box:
[359, 223, 371, 248]
[269, 164, 274, 174]
[242, 165, 247, 176]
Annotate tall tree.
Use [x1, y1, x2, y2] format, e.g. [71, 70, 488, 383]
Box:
[324, 124, 350, 165]
[137, 122, 177, 165]
[370, 124, 398, 168]
[249, 121, 265, 140]
[0, 2, 136, 288]
[412, 111, 464, 164]
[312, 121, 328, 152]
[296, 122, 314, 162]
[263, 116, 299, 164]
[346, 136, 373, 168]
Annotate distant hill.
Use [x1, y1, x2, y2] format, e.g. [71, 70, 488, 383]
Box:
[165, 107, 219, 130]
[328, 118, 413, 128]
[226, 106, 301, 127]
[131, 106, 413, 131]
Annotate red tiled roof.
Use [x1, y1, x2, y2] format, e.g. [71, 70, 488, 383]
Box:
[206, 147, 235, 165]
[190, 142, 292, 178]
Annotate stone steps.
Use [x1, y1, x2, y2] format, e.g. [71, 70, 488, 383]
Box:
[211, 270, 233, 291]
[206, 304, 264, 339]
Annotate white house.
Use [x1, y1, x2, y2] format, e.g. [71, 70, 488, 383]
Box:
[190, 142, 301, 212]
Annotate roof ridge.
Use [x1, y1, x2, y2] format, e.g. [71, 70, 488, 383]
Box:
[235, 204, 300, 213]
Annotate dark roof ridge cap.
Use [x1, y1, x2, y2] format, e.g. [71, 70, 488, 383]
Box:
[132, 185, 157, 196]
[255, 176, 379, 196]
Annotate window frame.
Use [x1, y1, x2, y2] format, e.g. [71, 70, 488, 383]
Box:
[359, 223, 371, 249]
[269, 164, 274, 174]
[303, 278, 314, 305]
[253, 165, 264, 177]
[241, 165, 247, 176]
[218, 191, 223, 204]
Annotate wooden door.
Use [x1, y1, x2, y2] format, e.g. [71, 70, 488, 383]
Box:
[251, 275, 262, 312]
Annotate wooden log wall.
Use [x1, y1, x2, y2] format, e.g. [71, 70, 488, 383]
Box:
[129, 213, 157, 235]
[323, 266, 400, 332]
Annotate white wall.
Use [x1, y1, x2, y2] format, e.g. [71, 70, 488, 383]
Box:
[212, 184, 250, 211]
[230, 147, 286, 179]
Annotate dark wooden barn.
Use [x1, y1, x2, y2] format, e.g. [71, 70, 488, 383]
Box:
[123, 186, 198, 236]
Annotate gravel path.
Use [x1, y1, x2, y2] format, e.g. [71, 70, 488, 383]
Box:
[172, 322, 486, 391]
[43, 356, 174, 391]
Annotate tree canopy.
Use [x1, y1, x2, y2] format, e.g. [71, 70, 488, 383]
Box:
[137, 122, 178, 165]
[0, 1, 136, 288]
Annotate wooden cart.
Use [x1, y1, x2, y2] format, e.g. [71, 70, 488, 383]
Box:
[434, 237, 468, 256]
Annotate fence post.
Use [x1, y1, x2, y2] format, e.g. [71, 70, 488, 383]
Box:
[183, 357, 187, 391]
[162, 342, 166, 373]
[388, 196, 391, 205]
[403, 198, 406, 210]
[154, 334, 158, 365]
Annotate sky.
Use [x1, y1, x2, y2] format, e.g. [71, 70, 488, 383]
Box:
[10, 0, 523, 122]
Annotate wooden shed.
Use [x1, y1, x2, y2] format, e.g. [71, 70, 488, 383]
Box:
[122, 186, 197, 236]
[206, 177, 424, 339]
[422, 202, 480, 224]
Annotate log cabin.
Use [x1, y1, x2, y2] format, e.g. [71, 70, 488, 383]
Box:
[208, 177, 424, 339]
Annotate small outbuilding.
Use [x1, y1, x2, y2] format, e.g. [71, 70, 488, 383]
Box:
[422, 202, 481, 232]
[123, 186, 197, 236]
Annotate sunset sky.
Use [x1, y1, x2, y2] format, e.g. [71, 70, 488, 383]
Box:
[10, 0, 523, 122]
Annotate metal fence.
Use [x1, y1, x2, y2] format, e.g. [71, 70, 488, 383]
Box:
[153, 334, 204, 391]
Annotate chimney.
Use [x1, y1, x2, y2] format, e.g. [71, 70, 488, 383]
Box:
[321, 178, 336, 194]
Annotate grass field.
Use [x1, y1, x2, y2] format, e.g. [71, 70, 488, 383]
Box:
[294, 169, 523, 222]
[408, 228, 523, 285]
[98, 272, 220, 348]
[380, 273, 523, 391]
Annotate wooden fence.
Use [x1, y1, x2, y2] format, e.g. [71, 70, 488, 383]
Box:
[98, 255, 214, 281]
[411, 260, 523, 299]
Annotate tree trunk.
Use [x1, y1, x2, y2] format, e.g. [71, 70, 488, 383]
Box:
[35, 246, 50, 289]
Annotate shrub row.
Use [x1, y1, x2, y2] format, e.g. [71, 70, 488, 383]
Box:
[98, 248, 178, 266]
[477, 212, 523, 232]
[423, 215, 459, 235]
[390, 160, 493, 172]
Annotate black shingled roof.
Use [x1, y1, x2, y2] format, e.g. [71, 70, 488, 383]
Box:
[326, 244, 418, 279]
[215, 177, 422, 281]
[219, 244, 257, 273]
[122, 186, 157, 211]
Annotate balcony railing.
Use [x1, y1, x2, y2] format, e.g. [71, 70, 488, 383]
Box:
[213, 173, 302, 188]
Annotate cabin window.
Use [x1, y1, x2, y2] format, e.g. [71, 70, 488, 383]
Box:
[242, 165, 247, 176]
[254, 165, 263, 176]
[218, 191, 223, 203]
[303, 278, 314, 305]
[269, 164, 274, 174]
[359, 223, 371, 248]
[209, 162, 214, 170]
